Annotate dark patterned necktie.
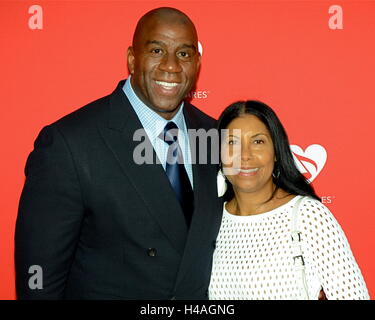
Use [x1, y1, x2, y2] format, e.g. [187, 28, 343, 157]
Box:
[159, 121, 194, 227]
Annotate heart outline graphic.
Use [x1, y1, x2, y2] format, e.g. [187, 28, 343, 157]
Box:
[290, 144, 327, 183]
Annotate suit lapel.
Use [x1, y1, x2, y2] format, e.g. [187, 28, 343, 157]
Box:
[173, 104, 222, 290]
[98, 81, 188, 255]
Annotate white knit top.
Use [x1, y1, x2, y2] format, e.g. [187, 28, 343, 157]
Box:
[208, 196, 369, 300]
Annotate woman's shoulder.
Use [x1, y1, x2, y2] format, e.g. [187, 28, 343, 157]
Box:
[298, 196, 332, 217]
[297, 196, 344, 235]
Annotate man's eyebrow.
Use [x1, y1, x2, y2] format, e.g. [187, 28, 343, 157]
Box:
[179, 44, 197, 51]
[145, 40, 197, 51]
[146, 40, 165, 46]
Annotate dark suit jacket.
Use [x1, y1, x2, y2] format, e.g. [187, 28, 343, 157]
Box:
[15, 80, 222, 299]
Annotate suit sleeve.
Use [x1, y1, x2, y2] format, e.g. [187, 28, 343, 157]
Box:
[15, 125, 85, 299]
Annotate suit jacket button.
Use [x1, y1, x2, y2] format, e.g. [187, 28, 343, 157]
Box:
[170, 296, 176, 300]
[147, 248, 157, 257]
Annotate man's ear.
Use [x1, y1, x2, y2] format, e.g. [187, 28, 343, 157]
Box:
[197, 52, 202, 71]
[127, 46, 135, 75]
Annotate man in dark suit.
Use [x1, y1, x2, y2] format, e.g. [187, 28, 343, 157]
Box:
[15, 7, 222, 299]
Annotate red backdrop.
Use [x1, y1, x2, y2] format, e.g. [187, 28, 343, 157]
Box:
[1, 0, 374, 299]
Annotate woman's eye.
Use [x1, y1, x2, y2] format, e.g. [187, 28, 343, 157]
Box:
[254, 139, 264, 144]
[228, 140, 237, 145]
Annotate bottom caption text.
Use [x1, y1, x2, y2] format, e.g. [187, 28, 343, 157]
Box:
[140, 303, 235, 317]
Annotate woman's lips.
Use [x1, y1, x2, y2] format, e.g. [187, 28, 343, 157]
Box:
[237, 167, 259, 176]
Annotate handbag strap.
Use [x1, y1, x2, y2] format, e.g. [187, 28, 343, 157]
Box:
[291, 196, 310, 300]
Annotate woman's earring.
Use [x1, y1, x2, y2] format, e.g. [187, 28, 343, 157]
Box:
[217, 169, 227, 197]
[272, 167, 280, 179]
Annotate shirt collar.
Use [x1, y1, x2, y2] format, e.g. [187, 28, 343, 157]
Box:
[123, 76, 186, 141]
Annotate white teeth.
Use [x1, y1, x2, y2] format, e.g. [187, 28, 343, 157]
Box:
[155, 81, 178, 87]
[240, 168, 259, 173]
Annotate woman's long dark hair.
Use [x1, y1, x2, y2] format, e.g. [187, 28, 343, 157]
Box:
[218, 100, 320, 202]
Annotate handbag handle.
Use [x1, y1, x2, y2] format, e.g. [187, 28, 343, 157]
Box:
[291, 196, 310, 300]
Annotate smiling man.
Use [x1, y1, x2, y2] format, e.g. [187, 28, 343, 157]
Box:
[128, 9, 201, 118]
[15, 7, 222, 299]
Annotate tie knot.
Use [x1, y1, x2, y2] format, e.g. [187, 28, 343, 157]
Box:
[159, 122, 179, 145]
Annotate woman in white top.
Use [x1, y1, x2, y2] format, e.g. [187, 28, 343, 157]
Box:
[209, 100, 369, 300]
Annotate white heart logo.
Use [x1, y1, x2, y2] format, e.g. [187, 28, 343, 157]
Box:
[290, 144, 327, 183]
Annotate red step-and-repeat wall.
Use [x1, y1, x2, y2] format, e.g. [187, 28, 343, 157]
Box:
[1, 0, 374, 299]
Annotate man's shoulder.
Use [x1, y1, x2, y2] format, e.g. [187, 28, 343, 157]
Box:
[51, 94, 111, 131]
[185, 102, 217, 129]
[49, 80, 127, 132]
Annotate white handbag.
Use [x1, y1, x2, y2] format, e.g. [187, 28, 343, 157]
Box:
[290, 196, 310, 300]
